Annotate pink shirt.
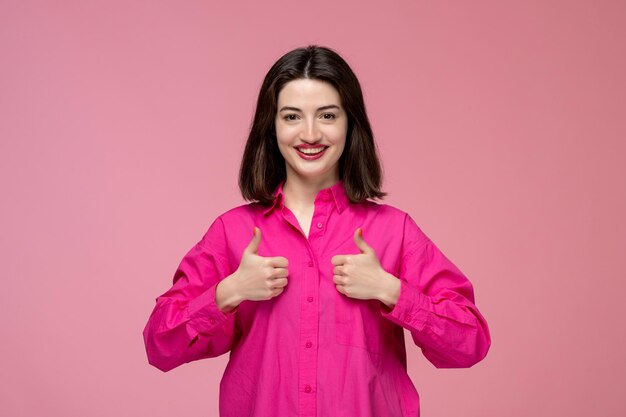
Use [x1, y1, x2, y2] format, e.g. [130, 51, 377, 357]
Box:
[142, 179, 491, 417]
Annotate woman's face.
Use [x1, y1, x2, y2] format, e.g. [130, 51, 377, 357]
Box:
[275, 78, 348, 184]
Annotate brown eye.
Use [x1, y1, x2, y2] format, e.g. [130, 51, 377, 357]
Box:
[322, 113, 336, 120]
[284, 114, 298, 121]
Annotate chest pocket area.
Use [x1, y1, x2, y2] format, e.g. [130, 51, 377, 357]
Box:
[334, 293, 384, 355]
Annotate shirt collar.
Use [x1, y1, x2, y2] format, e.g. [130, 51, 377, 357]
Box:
[262, 179, 349, 216]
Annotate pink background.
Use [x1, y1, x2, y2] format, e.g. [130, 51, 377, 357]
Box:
[1, 1, 625, 416]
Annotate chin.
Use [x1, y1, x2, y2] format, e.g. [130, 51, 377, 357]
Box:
[294, 164, 338, 179]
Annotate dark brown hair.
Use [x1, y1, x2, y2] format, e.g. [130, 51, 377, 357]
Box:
[238, 44, 386, 205]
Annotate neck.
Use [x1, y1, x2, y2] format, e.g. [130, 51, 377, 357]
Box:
[282, 170, 339, 213]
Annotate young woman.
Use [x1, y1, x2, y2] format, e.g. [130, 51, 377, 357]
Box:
[143, 45, 491, 417]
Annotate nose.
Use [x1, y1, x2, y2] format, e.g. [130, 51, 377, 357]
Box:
[300, 118, 322, 142]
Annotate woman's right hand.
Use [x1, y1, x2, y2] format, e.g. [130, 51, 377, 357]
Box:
[216, 227, 289, 310]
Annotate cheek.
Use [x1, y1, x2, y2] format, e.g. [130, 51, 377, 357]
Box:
[276, 139, 290, 158]
[274, 127, 288, 147]
[330, 125, 348, 146]
[275, 123, 295, 143]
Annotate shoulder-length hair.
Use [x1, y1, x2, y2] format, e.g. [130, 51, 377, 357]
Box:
[238, 44, 387, 205]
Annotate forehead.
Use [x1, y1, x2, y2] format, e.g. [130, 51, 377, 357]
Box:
[277, 78, 341, 105]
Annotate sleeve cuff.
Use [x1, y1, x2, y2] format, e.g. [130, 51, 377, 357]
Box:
[188, 281, 237, 334]
[380, 279, 429, 332]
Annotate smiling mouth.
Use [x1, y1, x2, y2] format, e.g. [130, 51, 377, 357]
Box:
[295, 146, 329, 155]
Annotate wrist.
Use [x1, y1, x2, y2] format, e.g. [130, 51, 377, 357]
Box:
[378, 271, 401, 310]
[216, 273, 243, 312]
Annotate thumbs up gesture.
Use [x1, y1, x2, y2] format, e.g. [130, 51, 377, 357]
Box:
[230, 226, 290, 301]
[331, 228, 393, 301]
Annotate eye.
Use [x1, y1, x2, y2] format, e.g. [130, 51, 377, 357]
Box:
[284, 114, 299, 121]
[321, 113, 336, 120]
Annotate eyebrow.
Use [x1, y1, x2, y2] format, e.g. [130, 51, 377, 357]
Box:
[279, 105, 341, 112]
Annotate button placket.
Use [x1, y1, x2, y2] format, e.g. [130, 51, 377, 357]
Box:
[309, 199, 329, 241]
[296, 191, 333, 415]
[298, 252, 319, 416]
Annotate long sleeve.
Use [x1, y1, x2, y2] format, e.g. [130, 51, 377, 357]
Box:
[380, 213, 491, 368]
[142, 217, 239, 372]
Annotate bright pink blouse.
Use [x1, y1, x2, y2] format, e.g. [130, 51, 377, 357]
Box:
[142, 179, 491, 417]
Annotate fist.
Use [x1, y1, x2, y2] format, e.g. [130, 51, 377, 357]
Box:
[331, 228, 389, 300]
[232, 226, 290, 301]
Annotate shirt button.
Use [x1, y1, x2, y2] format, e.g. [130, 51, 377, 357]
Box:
[304, 385, 312, 393]
[307, 261, 314, 267]
[316, 222, 323, 229]
[209, 318, 216, 324]
[305, 341, 312, 348]
[307, 296, 313, 302]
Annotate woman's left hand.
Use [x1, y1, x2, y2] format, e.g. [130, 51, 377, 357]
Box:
[331, 228, 396, 301]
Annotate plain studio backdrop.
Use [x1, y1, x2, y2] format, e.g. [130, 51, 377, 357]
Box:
[1, 1, 624, 416]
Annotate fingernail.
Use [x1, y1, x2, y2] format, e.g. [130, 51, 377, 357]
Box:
[253, 226, 256, 235]
[358, 228, 363, 237]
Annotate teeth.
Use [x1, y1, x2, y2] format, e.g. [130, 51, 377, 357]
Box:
[298, 147, 326, 155]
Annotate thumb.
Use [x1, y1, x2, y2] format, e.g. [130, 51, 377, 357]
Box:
[353, 227, 372, 254]
[245, 226, 262, 254]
